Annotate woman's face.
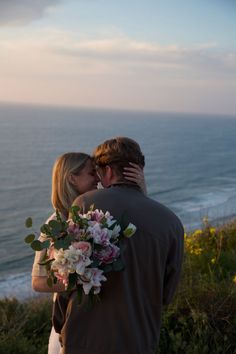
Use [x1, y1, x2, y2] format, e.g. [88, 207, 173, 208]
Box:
[71, 159, 99, 194]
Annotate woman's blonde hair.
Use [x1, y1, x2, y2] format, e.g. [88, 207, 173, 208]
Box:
[51, 152, 90, 217]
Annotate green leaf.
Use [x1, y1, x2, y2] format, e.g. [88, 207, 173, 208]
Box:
[66, 234, 75, 243]
[25, 217, 33, 228]
[38, 258, 54, 266]
[40, 224, 51, 235]
[67, 273, 77, 291]
[48, 220, 62, 235]
[31, 240, 43, 251]
[24, 234, 35, 244]
[102, 264, 113, 273]
[41, 240, 50, 249]
[70, 205, 81, 214]
[90, 259, 100, 268]
[54, 238, 72, 250]
[47, 277, 53, 287]
[112, 259, 125, 272]
[56, 209, 63, 222]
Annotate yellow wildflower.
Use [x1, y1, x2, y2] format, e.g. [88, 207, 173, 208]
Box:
[233, 275, 236, 284]
[194, 247, 203, 255]
[211, 258, 216, 264]
[209, 227, 216, 235]
[193, 229, 202, 237]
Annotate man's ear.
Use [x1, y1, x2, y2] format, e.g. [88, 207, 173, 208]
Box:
[101, 165, 115, 187]
[105, 165, 113, 180]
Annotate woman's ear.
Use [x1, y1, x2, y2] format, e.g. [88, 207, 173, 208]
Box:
[68, 173, 77, 185]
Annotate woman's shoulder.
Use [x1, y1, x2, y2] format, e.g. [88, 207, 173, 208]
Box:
[45, 211, 66, 224]
[39, 211, 65, 241]
[45, 211, 57, 224]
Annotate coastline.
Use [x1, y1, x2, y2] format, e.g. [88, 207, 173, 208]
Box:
[1, 218, 235, 353]
[1, 216, 236, 300]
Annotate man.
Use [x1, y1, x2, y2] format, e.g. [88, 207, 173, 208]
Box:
[57, 137, 184, 354]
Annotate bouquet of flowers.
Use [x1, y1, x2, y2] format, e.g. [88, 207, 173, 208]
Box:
[25, 206, 136, 302]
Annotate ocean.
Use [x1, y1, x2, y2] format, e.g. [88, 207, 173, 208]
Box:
[0, 102, 236, 299]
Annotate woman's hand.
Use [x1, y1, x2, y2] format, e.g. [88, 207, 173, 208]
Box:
[123, 162, 147, 195]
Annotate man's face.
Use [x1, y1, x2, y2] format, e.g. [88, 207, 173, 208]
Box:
[96, 165, 112, 188]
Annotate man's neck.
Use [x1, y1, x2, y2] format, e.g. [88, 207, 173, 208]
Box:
[108, 181, 141, 191]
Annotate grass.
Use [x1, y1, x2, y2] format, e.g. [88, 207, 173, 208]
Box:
[1, 219, 236, 354]
[0, 296, 52, 354]
[158, 218, 236, 353]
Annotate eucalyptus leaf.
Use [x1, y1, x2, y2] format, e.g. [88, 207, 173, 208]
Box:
[40, 224, 51, 235]
[67, 273, 77, 291]
[70, 205, 81, 214]
[90, 259, 100, 268]
[48, 220, 62, 234]
[38, 258, 54, 266]
[112, 259, 125, 272]
[41, 240, 50, 249]
[31, 240, 43, 251]
[24, 234, 35, 244]
[66, 234, 75, 243]
[102, 264, 113, 273]
[56, 209, 63, 222]
[25, 217, 33, 228]
[47, 277, 53, 287]
[54, 238, 71, 250]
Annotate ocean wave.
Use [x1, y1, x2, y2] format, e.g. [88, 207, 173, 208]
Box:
[171, 191, 236, 214]
[0, 272, 36, 299]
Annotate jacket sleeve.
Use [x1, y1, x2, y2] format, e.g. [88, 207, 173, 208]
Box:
[163, 222, 184, 305]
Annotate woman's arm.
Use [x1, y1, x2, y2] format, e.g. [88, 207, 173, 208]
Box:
[32, 276, 66, 293]
[123, 162, 147, 195]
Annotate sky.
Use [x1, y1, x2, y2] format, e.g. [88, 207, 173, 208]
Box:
[0, 0, 235, 115]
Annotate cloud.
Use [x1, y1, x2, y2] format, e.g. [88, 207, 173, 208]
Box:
[1, 28, 235, 79]
[39, 31, 236, 79]
[1, 28, 235, 87]
[0, 0, 62, 26]
[0, 28, 235, 114]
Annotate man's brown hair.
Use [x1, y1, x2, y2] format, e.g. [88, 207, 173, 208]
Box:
[93, 137, 145, 179]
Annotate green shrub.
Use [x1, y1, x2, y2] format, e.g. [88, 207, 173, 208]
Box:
[157, 219, 236, 353]
[1, 220, 236, 353]
[0, 296, 52, 354]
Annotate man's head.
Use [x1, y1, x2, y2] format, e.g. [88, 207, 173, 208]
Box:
[93, 137, 145, 188]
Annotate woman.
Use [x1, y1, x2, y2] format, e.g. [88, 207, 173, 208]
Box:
[31, 152, 146, 354]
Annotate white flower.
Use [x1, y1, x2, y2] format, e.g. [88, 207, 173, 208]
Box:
[111, 224, 121, 239]
[79, 268, 107, 295]
[75, 256, 92, 275]
[88, 223, 111, 246]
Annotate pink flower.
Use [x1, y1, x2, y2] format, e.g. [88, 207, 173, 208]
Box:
[93, 244, 120, 264]
[72, 241, 92, 257]
[88, 224, 111, 246]
[54, 271, 69, 287]
[79, 268, 107, 295]
[67, 220, 81, 238]
[90, 209, 105, 222]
